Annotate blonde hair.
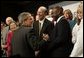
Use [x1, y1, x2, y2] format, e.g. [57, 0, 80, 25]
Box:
[76, 1, 83, 25]
[77, 1, 83, 14]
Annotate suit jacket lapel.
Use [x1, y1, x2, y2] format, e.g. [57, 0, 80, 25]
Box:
[40, 19, 48, 35]
[36, 21, 39, 36]
[34, 21, 39, 36]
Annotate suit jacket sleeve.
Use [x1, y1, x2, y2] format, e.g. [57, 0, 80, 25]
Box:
[38, 21, 54, 49]
[26, 28, 37, 50]
[46, 22, 54, 36]
[48, 19, 72, 50]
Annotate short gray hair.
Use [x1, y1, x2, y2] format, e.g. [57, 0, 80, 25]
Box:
[18, 12, 31, 24]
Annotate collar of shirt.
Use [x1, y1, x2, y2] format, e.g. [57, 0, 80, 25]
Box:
[39, 18, 45, 23]
[57, 16, 64, 23]
[39, 18, 45, 27]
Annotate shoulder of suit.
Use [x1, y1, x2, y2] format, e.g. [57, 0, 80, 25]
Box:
[45, 18, 52, 23]
[60, 17, 67, 22]
[57, 18, 69, 25]
[34, 20, 39, 23]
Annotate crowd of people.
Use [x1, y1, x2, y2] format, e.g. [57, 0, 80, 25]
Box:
[1, 1, 83, 57]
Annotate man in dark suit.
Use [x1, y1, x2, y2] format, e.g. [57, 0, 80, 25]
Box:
[11, 12, 35, 57]
[43, 6, 73, 57]
[33, 6, 54, 57]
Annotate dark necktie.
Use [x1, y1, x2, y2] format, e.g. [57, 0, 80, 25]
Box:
[39, 22, 41, 35]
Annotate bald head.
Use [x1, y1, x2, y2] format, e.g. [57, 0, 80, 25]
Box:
[77, 1, 83, 20]
[37, 6, 47, 20]
[38, 6, 47, 12]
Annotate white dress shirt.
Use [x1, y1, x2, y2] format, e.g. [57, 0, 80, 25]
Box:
[39, 18, 45, 30]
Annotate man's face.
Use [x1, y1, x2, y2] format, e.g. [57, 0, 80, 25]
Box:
[6, 17, 13, 25]
[52, 9, 59, 17]
[26, 16, 34, 27]
[52, 9, 60, 20]
[37, 9, 46, 20]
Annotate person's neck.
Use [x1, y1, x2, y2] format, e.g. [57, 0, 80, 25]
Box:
[54, 15, 61, 21]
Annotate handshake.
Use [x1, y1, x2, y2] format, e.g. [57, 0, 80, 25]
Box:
[42, 34, 49, 41]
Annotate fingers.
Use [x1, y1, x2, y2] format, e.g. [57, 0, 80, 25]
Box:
[42, 34, 49, 41]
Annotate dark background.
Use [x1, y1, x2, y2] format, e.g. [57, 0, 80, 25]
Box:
[1, 1, 62, 22]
